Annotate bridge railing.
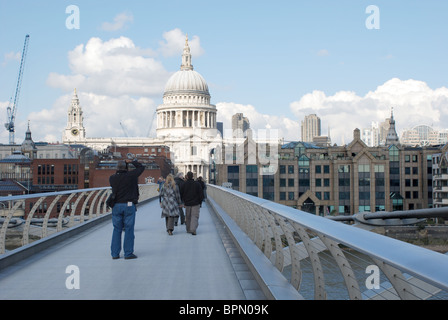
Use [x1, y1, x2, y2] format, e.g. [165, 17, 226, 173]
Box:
[0, 184, 159, 255]
[207, 185, 448, 300]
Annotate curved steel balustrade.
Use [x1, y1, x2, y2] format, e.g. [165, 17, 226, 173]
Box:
[207, 185, 448, 300]
[0, 184, 159, 254]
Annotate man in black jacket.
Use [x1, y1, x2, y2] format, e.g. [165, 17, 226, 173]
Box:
[109, 159, 144, 259]
[180, 171, 204, 235]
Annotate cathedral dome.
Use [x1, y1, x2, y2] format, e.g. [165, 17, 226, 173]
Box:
[156, 34, 217, 140]
[161, 35, 211, 105]
[164, 69, 209, 96]
[163, 35, 209, 97]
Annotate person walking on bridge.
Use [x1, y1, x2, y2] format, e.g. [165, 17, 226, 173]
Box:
[180, 171, 204, 235]
[109, 159, 144, 260]
[174, 172, 186, 226]
[159, 174, 182, 235]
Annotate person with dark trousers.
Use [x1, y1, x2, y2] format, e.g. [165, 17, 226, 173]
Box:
[174, 172, 185, 226]
[196, 176, 207, 202]
[109, 159, 144, 260]
[180, 171, 204, 235]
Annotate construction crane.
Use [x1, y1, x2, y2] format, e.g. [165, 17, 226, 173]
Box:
[120, 121, 129, 137]
[5, 34, 30, 145]
[146, 110, 156, 137]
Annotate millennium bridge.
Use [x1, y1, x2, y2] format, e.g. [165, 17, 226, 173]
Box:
[1, 184, 448, 301]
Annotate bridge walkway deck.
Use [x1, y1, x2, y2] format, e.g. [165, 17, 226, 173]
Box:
[0, 199, 265, 300]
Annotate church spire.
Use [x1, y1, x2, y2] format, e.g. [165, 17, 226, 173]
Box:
[181, 34, 193, 71]
[62, 88, 86, 143]
[386, 107, 400, 146]
[71, 88, 80, 107]
[21, 120, 36, 159]
[25, 120, 31, 138]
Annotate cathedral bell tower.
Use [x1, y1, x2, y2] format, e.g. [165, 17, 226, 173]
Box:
[62, 88, 86, 143]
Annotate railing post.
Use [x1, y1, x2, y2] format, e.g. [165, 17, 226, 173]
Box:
[0, 200, 24, 254]
[266, 211, 285, 272]
[42, 194, 62, 238]
[276, 217, 303, 290]
[22, 197, 46, 246]
[372, 258, 418, 300]
[317, 233, 362, 300]
[291, 221, 326, 300]
[69, 192, 86, 225]
[57, 193, 77, 232]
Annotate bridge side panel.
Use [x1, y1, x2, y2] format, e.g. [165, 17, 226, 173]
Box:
[207, 196, 303, 300]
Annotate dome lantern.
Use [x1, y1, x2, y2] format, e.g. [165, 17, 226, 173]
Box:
[181, 34, 193, 71]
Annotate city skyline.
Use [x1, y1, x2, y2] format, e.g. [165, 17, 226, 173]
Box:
[1, 1, 448, 146]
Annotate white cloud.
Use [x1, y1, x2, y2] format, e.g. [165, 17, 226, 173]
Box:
[158, 28, 204, 57]
[26, 92, 157, 142]
[317, 49, 329, 56]
[28, 105, 67, 142]
[46, 36, 171, 97]
[80, 93, 157, 138]
[8, 28, 205, 143]
[101, 12, 133, 31]
[39, 30, 448, 149]
[290, 78, 448, 145]
[40, 29, 206, 142]
[2, 51, 21, 66]
[216, 102, 299, 141]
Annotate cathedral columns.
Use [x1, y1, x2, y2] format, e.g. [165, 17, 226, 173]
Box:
[159, 110, 182, 128]
[158, 109, 216, 129]
[182, 164, 208, 181]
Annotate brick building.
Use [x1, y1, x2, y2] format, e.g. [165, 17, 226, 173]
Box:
[29, 144, 173, 191]
[32, 158, 84, 192]
[0, 145, 173, 219]
[91, 145, 173, 187]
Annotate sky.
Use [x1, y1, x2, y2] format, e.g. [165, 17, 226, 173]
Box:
[1, 0, 448, 145]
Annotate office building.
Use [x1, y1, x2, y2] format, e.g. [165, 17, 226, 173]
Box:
[301, 114, 321, 143]
[232, 113, 250, 138]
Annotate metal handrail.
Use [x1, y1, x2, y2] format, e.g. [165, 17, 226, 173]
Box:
[208, 184, 448, 300]
[0, 184, 158, 254]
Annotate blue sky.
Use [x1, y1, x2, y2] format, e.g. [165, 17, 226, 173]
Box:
[1, 0, 448, 144]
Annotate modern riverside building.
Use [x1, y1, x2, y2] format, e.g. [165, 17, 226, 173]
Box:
[215, 128, 442, 216]
[400, 124, 448, 147]
[432, 144, 448, 208]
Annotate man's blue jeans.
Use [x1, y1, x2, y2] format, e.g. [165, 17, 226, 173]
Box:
[111, 203, 136, 258]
